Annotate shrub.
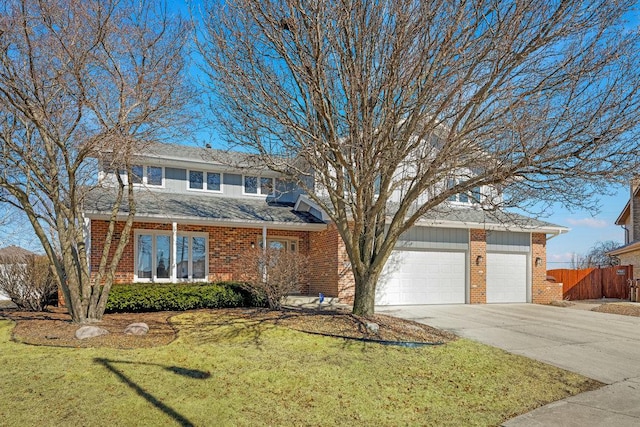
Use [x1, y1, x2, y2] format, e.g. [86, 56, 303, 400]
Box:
[235, 247, 309, 310]
[0, 255, 57, 311]
[105, 282, 265, 313]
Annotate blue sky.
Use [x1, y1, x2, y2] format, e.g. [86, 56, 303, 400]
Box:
[544, 187, 628, 268]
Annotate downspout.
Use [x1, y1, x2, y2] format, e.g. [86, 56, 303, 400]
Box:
[262, 226, 267, 252]
[621, 225, 630, 245]
[172, 222, 177, 281]
[262, 226, 268, 282]
[83, 216, 91, 275]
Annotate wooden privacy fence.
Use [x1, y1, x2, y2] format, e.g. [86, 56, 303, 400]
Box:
[547, 266, 633, 300]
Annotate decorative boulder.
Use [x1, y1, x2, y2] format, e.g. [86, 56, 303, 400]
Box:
[75, 325, 109, 340]
[124, 322, 149, 336]
[365, 322, 380, 334]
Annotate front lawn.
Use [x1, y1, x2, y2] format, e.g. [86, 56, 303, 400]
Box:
[0, 311, 600, 426]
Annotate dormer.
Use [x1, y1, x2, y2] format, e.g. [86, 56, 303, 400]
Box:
[95, 142, 307, 203]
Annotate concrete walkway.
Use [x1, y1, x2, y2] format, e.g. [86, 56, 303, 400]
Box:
[378, 303, 640, 426]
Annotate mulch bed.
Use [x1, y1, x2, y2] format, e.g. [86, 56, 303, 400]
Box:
[0, 306, 456, 349]
[592, 302, 640, 317]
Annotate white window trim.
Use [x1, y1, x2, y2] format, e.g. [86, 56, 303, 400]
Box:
[129, 165, 165, 188]
[134, 230, 208, 282]
[175, 232, 209, 282]
[187, 170, 224, 193]
[447, 179, 482, 205]
[261, 237, 299, 252]
[134, 230, 172, 283]
[243, 175, 275, 196]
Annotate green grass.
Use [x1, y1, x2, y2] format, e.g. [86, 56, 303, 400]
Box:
[0, 313, 600, 426]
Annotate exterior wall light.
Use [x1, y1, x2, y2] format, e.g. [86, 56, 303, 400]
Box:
[250, 242, 255, 249]
[476, 255, 483, 265]
[535, 257, 543, 267]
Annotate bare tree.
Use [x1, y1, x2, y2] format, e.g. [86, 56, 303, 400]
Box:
[236, 247, 309, 310]
[0, 254, 57, 311]
[0, 0, 193, 322]
[198, 0, 640, 316]
[583, 240, 622, 268]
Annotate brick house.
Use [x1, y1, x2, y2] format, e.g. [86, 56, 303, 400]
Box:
[610, 180, 640, 279]
[83, 142, 566, 305]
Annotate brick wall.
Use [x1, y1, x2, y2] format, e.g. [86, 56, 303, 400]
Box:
[531, 232, 562, 303]
[336, 234, 355, 304]
[469, 229, 487, 304]
[90, 220, 311, 292]
[90, 220, 557, 306]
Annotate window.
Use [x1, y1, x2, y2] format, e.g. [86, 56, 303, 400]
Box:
[447, 178, 481, 204]
[260, 238, 298, 252]
[176, 234, 207, 280]
[130, 165, 163, 187]
[189, 170, 222, 192]
[135, 232, 171, 281]
[147, 166, 163, 186]
[244, 176, 258, 194]
[207, 173, 221, 191]
[131, 165, 144, 184]
[135, 231, 207, 282]
[189, 171, 204, 189]
[244, 175, 274, 195]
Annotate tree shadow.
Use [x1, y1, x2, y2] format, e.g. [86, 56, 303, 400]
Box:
[173, 308, 299, 348]
[94, 358, 210, 426]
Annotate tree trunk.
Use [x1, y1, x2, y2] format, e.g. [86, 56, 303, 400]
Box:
[351, 272, 379, 317]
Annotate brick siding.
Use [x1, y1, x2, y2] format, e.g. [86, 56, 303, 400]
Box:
[469, 229, 487, 304]
[90, 220, 555, 306]
[531, 232, 562, 303]
[307, 223, 354, 302]
[90, 220, 311, 293]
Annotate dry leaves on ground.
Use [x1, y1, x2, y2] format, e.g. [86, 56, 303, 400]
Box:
[0, 306, 456, 349]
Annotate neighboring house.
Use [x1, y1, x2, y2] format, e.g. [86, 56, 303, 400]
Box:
[83, 142, 567, 305]
[0, 245, 37, 301]
[610, 180, 640, 279]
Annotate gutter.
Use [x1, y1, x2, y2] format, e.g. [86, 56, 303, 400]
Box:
[84, 212, 328, 232]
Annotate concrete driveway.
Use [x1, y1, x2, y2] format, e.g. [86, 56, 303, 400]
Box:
[378, 303, 640, 426]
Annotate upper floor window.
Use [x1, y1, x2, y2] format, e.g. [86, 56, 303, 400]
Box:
[447, 179, 481, 204]
[189, 170, 222, 192]
[244, 175, 274, 195]
[131, 165, 163, 187]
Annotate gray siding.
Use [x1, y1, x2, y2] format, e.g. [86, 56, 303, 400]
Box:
[396, 226, 469, 250]
[486, 231, 530, 252]
[165, 167, 186, 192]
[223, 173, 244, 197]
[99, 162, 307, 200]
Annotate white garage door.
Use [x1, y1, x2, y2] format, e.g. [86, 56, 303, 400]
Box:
[376, 250, 466, 305]
[486, 252, 527, 303]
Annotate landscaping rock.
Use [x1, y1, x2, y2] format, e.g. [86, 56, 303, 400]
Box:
[75, 325, 109, 340]
[124, 322, 149, 335]
[365, 322, 379, 334]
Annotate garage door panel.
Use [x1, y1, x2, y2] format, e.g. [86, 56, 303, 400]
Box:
[377, 250, 466, 305]
[486, 252, 527, 303]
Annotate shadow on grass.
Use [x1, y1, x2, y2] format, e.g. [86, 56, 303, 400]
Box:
[94, 358, 210, 426]
[171, 308, 308, 348]
[172, 307, 411, 351]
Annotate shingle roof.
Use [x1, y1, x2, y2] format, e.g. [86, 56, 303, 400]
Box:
[83, 189, 326, 227]
[0, 245, 37, 260]
[118, 142, 274, 172]
[415, 205, 566, 231]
